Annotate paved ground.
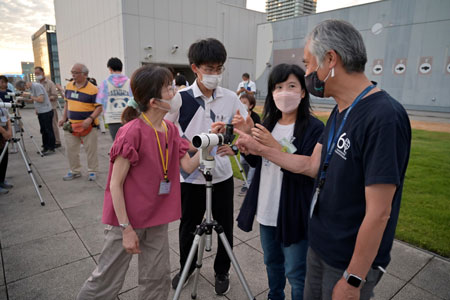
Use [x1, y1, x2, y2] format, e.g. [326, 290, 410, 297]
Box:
[0, 109, 448, 300]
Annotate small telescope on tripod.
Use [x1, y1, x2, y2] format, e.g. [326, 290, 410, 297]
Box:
[173, 123, 255, 300]
[0, 100, 26, 109]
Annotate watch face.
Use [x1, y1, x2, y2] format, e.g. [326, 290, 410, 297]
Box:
[347, 275, 362, 287]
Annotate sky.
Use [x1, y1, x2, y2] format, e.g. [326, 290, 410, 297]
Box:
[0, 0, 379, 74]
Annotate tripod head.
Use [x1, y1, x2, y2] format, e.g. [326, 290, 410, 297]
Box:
[192, 124, 235, 174]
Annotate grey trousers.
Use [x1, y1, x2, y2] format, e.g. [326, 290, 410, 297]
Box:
[77, 224, 170, 300]
[303, 247, 384, 300]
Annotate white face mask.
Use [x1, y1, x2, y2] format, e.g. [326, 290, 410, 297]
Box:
[35, 75, 43, 81]
[158, 92, 182, 114]
[201, 74, 222, 90]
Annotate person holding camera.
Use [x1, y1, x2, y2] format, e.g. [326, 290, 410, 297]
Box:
[165, 38, 248, 295]
[15, 80, 56, 156]
[228, 64, 324, 300]
[58, 63, 102, 181]
[236, 73, 256, 97]
[77, 65, 200, 300]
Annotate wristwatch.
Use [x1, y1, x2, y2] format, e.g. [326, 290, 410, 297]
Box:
[119, 223, 130, 230]
[343, 270, 365, 288]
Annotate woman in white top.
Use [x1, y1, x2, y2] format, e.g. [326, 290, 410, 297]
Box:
[232, 64, 324, 300]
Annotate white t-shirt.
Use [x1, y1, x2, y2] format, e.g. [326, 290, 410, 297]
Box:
[256, 122, 295, 226]
[237, 80, 256, 97]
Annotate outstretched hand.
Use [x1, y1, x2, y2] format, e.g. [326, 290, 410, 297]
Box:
[234, 128, 263, 156]
[232, 109, 254, 134]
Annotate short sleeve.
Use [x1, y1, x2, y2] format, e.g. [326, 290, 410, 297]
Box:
[110, 135, 139, 166]
[178, 137, 190, 159]
[32, 84, 45, 97]
[363, 123, 401, 186]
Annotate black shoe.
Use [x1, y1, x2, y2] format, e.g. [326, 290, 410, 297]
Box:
[55, 143, 62, 148]
[171, 271, 193, 290]
[42, 149, 55, 156]
[215, 273, 230, 295]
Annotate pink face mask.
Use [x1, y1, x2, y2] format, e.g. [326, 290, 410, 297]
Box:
[273, 91, 302, 113]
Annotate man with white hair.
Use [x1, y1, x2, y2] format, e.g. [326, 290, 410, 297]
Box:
[58, 63, 102, 181]
[235, 19, 411, 300]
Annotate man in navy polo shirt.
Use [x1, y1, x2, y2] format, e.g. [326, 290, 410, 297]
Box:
[235, 20, 411, 300]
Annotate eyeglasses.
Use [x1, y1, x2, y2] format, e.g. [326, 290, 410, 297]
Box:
[198, 66, 225, 75]
[71, 71, 82, 75]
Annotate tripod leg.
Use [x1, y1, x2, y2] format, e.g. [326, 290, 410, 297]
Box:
[190, 233, 206, 300]
[29, 134, 44, 157]
[173, 233, 202, 300]
[217, 231, 255, 300]
[16, 141, 45, 206]
[233, 155, 249, 188]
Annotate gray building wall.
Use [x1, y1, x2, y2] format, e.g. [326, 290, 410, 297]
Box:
[255, 0, 450, 112]
[54, 0, 265, 91]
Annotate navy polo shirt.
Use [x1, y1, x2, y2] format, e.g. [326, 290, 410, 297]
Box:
[309, 90, 411, 270]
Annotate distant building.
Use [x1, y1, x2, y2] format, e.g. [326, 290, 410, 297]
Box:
[266, 0, 317, 22]
[255, 0, 450, 112]
[21, 62, 35, 82]
[32, 24, 61, 84]
[54, 0, 266, 91]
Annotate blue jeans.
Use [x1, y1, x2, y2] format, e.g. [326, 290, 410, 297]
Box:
[260, 224, 308, 300]
[240, 156, 255, 185]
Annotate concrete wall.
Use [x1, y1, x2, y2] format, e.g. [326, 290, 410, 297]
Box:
[54, 0, 124, 84]
[255, 0, 450, 112]
[121, 0, 265, 90]
[54, 0, 265, 91]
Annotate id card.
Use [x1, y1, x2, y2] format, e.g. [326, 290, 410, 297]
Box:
[280, 137, 297, 154]
[309, 188, 320, 218]
[71, 92, 79, 99]
[158, 180, 171, 195]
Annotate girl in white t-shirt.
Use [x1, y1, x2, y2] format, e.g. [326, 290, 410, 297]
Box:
[231, 64, 324, 300]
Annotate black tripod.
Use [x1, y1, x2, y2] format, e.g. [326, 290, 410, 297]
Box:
[0, 101, 45, 205]
[173, 144, 255, 300]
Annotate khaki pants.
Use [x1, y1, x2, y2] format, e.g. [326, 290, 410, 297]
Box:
[52, 109, 61, 144]
[77, 224, 170, 300]
[64, 128, 98, 173]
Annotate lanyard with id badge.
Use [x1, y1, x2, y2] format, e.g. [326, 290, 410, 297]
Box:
[141, 113, 171, 195]
[309, 84, 376, 218]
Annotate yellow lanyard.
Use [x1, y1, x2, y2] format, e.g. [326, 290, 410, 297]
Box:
[141, 113, 169, 181]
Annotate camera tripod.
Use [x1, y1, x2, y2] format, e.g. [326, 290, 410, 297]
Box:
[173, 145, 255, 300]
[0, 102, 46, 205]
[231, 145, 249, 189]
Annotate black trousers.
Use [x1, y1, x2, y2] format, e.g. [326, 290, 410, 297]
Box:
[178, 176, 234, 275]
[0, 146, 8, 183]
[38, 110, 55, 150]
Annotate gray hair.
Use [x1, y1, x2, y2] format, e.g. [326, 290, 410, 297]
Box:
[73, 63, 89, 75]
[15, 80, 26, 90]
[307, 20, 367, 73]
